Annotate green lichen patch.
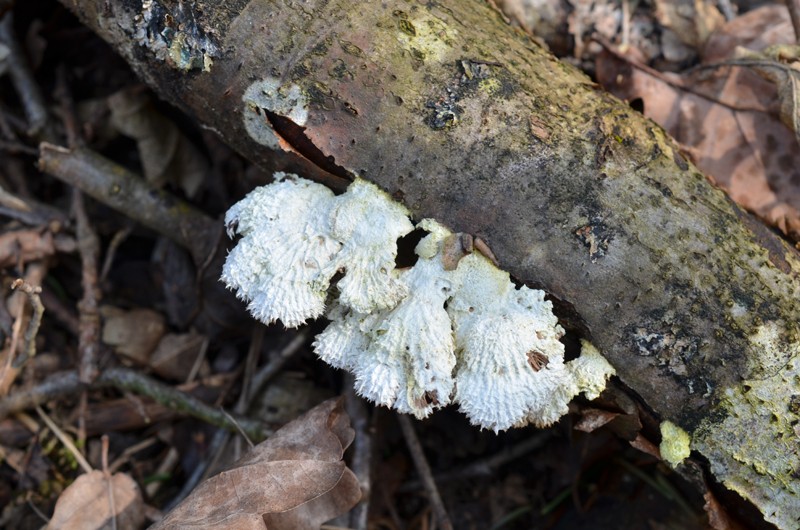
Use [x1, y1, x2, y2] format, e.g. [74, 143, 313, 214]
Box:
[659, 420, 691, 468]
[423, 60, 518, 132]
[693, 346, 800, 529]
[392, 9, 455, 66]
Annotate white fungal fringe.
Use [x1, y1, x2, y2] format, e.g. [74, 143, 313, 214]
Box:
[223, 174, 615, 430]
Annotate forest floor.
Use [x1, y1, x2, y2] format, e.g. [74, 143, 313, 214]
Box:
[0, 0, 796, 528]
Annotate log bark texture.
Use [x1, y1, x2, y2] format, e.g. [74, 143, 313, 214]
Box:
[59, 0, 800, 526]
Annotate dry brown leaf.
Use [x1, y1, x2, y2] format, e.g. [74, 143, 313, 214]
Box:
[149, 331, 208, 381]
[732, 44, 800, 144]
[596, 5, 800, 240]
[0, 229, 65, 268]
[101, 306, 166, 365]
[109, 87, 208, 198]
[152, 398, 361, 530]
[574, 407, 619, 432]
[654, 0, 724, 51]
[0, 42, 9, 76]
[629, 433, 661, 459]
[47, 470, 145, 530]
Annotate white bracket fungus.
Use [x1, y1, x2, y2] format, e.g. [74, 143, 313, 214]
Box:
[223, 174, 615, 431]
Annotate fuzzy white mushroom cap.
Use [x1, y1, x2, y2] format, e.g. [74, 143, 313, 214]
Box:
[221, 175, 339, 327]
[316, 227, 460, 418]
[222, 174, 412, 327]
[223, 175, 616, 430]
[323, 179, 414, 313]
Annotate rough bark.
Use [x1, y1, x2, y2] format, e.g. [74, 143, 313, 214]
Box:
[58, 0, 800, 526]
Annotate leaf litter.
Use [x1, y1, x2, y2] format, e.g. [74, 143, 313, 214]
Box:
[152, 399, 361, 530]
[596, 5, 800, 240]
[1, 0, 789, 528]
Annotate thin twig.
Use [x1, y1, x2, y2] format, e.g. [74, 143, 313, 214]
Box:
[238, 324, 265, 410]
[0, 368, 80, 414]
[397, 414, 453, 530]
[108, 436, 158, 474]
[38, 143, 219, 266]
[101, 435, 119, 530]
[0, 293, 25, 394]
[26, 495, 50, 524]
[399, 431, 552, 492]
[10, 278, 44, 368]
[0, 13, 48, 135]
[620, 0, 630, 50]
[163, 426, 227, 512]
[72, 190, 101, 383]
[250, 330, 308, 397]
[97, 367, 272, 442]
[221, 407, 254, 449]
[0, 100, 28, 139]
[36, 405, 93, 473]
[0, 367, 273, 441]
[344, 375, 371, 530]
[717, 0, 735, 21]
[184, 335, 210, 384]
[592, 36, 781, 114]
[39, 286, 80, 336]
[145, 446, 179, 499]
[1, 264, 46, 395]
[0, 184, 69, 227]
[0, 140, 38, 155]
[99, 224, 134, 283]
[56, 66, 101, 384]
[787, 0, 800, 44]
[54, 65, 83, 149]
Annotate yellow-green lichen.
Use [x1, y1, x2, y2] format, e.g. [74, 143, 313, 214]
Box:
[478, 77, 502, 96]
[392, 10, 455, 65]
[659, 420, 691, 468]
[692, 339, 800, 529]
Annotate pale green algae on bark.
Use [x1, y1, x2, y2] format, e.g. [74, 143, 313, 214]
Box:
[692, 321, 800, 528]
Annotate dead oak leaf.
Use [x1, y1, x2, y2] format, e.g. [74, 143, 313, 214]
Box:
[47, 470, 144, 530]
[152, 398, 361, 530]
[730, 44, 800, 145]
[596, 5, 800, 240]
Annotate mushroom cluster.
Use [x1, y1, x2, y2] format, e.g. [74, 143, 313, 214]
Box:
[222, 174, 615, 431]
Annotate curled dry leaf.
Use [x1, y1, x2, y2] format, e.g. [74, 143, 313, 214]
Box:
[597, 5, 800, 240]
[153, 398, 361, 530]
[47, 470, 144, 530]
[732, 44, 800, 144]
[0, 228, 74, 268]
[573, 407, 619, 433]
[149, 330, 208, 381]
[629, 433, 662, 460]
[100, 306, 166, 365]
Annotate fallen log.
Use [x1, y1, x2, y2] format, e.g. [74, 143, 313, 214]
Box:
[56, 0, 800, 526]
